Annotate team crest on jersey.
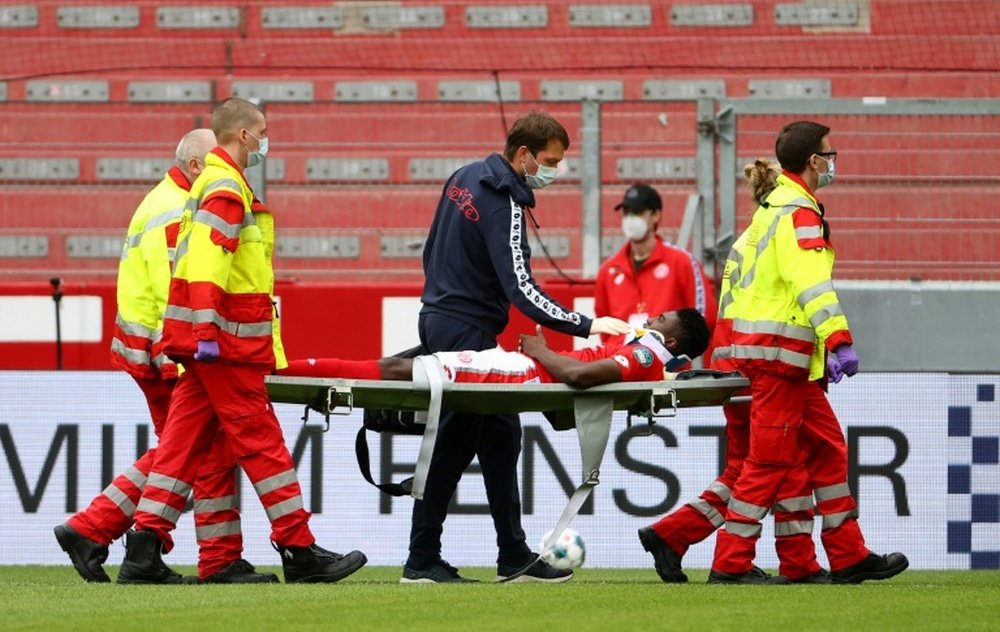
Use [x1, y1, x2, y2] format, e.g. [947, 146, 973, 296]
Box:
[457, 352, 473, 364]
[632, 346, 654, 368]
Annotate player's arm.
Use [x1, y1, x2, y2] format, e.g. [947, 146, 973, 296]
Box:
[519, 327, 621, 389]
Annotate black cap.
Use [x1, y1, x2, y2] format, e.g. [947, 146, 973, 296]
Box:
[614, 183, 662, 212]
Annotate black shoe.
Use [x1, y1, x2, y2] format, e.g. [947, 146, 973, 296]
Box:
[117, 530, 184, 584]
[275, 543, 367, 584]
[54, 523, 110, 583]
[400, 559, 479, 584]
[497, 557, 573, 583]
[789, 568, 832, 584]
[708, 565, 791, 585]
[202, 559, 280, 584]
[832, 552, 909, 584]
[638, 527, 688, 583]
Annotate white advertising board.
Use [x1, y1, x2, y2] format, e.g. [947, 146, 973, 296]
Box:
[1, 371, 997, 570]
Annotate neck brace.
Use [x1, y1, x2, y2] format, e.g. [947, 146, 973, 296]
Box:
[628, 328, 691, 371]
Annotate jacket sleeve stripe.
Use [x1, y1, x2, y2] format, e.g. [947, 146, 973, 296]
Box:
[194, 208, 243, 241]
[508, 198, 582, 327]
[797, 279, 836, 308]
[808, 302, 845, 330]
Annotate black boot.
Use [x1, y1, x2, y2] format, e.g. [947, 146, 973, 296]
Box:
[832, 552, 909, 584]
[638, 527, 688, 583]
[789, 568, 833, 584]
[54, 523, 110, 583]
[117, 530, 184, 584]
[274, 542, 367, 584]
[202, 559, 279, 584]
[708, 565, 791, 585]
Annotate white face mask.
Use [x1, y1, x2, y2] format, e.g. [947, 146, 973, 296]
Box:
[816, 155, 835, 188]
[621, 214, 649, 242]
[245, 131, 269, 168]
[523, 152, 558, 189]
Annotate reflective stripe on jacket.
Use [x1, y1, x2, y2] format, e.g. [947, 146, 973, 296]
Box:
[162, 148, 286, 370]
[709, 230, 749, 373]
[110, 167, 188, 380]
[724, 173, 852, 380]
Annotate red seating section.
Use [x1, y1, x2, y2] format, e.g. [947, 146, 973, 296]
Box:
[1, 0, 997, 282]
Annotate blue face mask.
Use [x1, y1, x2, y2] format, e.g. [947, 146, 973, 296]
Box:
[816, 155, 835, 188]
[244, 130, 269, 168]
[523, 152, 558, 189]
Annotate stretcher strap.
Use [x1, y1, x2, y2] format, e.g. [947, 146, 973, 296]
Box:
[410, 355, 444, 500]
[500, 395, 613, 583]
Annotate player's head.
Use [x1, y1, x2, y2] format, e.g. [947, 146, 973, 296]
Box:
[647, 308, 710, 360]
[775, 120, 836, 191]
[504, 111, 570, 189]
[211, 97, 267, 169]
[174, 128, 216, 183]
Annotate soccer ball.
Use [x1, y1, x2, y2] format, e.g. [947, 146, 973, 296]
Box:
[538, 528, 586, 569]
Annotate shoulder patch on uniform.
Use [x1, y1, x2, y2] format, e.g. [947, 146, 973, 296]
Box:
[632, 346, 654, 368]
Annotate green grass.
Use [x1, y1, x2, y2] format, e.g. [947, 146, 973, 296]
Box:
[2, 567, 998, 631]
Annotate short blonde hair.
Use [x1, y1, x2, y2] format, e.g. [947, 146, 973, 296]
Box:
[211, 98, 264, 144]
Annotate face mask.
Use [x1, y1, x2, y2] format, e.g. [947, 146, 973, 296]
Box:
[245, 131, 269, 168]
[621, 214, 649, 242]
[523, 152, 558, 189]
[816, 155, 835, 188]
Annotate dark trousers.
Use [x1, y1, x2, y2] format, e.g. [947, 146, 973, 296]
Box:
[407, 312, 532, 568]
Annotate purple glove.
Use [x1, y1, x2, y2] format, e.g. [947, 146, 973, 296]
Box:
[194, 339, 220, 362]
[826, 352, 845, 384]
[827, 343, 859, 384]
[835, 343, 860, 377]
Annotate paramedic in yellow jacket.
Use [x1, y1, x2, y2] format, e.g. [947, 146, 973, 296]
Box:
[55, 129, 274, 584]
[708, 121, 908, 584]
[119, 98, 367, 585]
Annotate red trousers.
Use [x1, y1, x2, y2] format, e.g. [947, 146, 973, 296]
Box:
[712, 371, 869, 575]
[132, 361, 314, 567]
[68, 374, 245, 577]
[650, 400, 820, 579]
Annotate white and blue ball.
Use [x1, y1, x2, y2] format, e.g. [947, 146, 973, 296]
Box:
[538, 528, 586, 569]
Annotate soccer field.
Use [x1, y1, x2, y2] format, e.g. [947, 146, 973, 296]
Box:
[3, 567, 998, 631]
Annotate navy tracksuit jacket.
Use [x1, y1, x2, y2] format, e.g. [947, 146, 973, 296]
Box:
[409, 152, 591, 569]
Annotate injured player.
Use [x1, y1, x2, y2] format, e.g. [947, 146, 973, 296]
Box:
[281, 308, 710, 388]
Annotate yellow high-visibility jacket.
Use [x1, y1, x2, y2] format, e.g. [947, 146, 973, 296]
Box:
[162, 148, 286, 370]
[110, 167, 189, 380]
[725, 173, 852, 380]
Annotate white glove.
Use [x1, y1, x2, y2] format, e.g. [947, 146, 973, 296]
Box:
[589, 316, 631, 336]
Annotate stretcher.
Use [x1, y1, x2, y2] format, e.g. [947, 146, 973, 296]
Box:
[265, 362, 747, 581]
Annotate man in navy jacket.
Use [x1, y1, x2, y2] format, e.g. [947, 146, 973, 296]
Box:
[405, 112, 629, 583]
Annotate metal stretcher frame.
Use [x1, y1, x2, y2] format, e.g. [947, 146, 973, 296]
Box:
[266, 375, 748, 427]
[265, 371, 748, 581]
